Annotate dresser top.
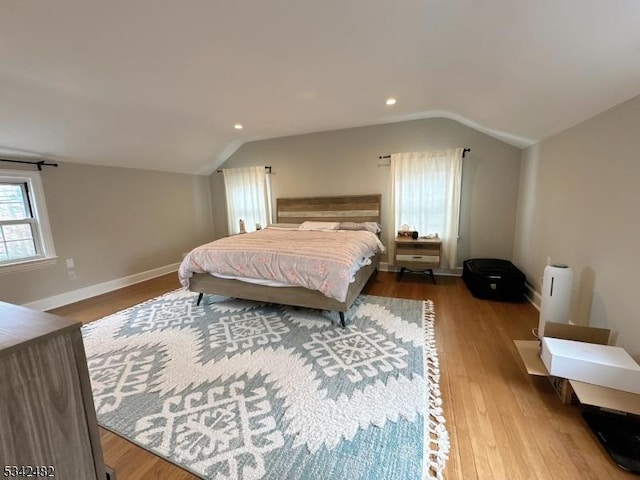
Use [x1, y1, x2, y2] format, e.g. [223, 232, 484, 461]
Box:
[0, 301, 80, 355]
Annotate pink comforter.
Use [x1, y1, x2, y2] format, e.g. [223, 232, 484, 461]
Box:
[178, 228, 385, 302]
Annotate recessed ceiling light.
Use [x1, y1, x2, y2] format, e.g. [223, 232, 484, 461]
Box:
[385, 98, 397, 106]
[234, 124, 243, 130]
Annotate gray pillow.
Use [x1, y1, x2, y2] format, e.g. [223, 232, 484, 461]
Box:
[338, 221, 381, 233]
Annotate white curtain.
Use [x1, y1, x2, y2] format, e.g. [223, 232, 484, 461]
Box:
[390, 148, 463, 269]
[222, 166, 271, 234]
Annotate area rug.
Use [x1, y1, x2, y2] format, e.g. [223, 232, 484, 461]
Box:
[82, 290, 449, 479]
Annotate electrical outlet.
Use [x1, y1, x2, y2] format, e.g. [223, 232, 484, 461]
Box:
[68, 270, 76, 280]
[66, 258, 75, 269]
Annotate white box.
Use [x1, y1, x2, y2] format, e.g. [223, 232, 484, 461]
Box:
[541, 337, 640, 395]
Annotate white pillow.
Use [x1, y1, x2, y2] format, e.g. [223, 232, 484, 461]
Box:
[267, 223, 301, 230]
[298, 221, 340, 231]
[338, 221, 381, 234]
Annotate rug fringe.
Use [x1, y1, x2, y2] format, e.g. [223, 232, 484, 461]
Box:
[422, 300, 450, 480]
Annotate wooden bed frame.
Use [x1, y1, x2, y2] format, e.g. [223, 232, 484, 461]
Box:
[189, 194, 382, 327]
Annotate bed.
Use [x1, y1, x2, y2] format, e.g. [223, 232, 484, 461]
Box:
[179, 194, 383, 327]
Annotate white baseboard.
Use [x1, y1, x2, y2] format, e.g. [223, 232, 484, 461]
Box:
[379, 262, 393, 272]
[524, 282, 541, 311]
[378, 262, 462, 277]
[437, 269, 464, 277]
[24, 263, 181, 311]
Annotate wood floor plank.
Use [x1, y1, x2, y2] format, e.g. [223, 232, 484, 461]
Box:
[48, 271, 637, 479]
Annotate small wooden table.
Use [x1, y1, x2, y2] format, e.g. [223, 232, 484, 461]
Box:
[394, 236, 442, 284]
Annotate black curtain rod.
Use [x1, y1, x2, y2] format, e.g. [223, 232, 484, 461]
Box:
[217, 166, 272, 173]
[378, 148, 471, 160]
[0, 158, 59, 170]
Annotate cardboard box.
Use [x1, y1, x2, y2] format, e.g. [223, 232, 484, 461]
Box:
[513, 339, 577, 404]
[514, 322, 640, 415]
[549, 375, 577, 405]
[541, 337, 640, 395]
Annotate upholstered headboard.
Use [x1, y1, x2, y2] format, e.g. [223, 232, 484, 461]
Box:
[276, 194, 381, 224]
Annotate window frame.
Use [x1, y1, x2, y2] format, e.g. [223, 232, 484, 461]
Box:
[0, 170, 57, 273]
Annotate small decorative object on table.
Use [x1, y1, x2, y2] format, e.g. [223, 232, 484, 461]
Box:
[397, 230, 419, 238]
[239, 219, 246, 233]
[397, 223, 416, 238]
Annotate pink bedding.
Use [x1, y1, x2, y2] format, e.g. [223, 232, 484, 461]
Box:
[178, 228, 385, 302]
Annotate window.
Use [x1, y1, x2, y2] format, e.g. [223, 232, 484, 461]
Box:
[222, 166, 272, 235]
[0, 170, 56, 272]
[390, 149, 463, 269]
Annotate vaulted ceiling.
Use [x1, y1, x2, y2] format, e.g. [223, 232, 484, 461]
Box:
[1, 1, 639, 174]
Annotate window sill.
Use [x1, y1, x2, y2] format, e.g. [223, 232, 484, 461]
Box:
[0, 256, 59, 275]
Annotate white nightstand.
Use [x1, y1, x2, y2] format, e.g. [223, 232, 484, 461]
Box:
[394, 236, 442, 284]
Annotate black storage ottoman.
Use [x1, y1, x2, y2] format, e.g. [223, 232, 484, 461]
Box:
[462, 258, 525, 302]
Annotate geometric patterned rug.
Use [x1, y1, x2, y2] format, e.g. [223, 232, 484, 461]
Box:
[82, 290, 449, 479]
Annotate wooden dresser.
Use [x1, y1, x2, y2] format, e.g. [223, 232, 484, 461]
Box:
[0, 301, 114, 479]
[394, 236, 442, 283]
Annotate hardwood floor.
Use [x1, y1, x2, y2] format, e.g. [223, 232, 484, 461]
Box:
[49, 272, 635, 479]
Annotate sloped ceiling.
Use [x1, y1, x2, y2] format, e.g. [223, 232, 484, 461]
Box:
[1, 1, 639, 175]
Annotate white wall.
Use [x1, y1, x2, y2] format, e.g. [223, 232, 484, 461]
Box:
[0, 162, 214, 306]
[211, 118, 522, 270]
[514, 95, 640, 358]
